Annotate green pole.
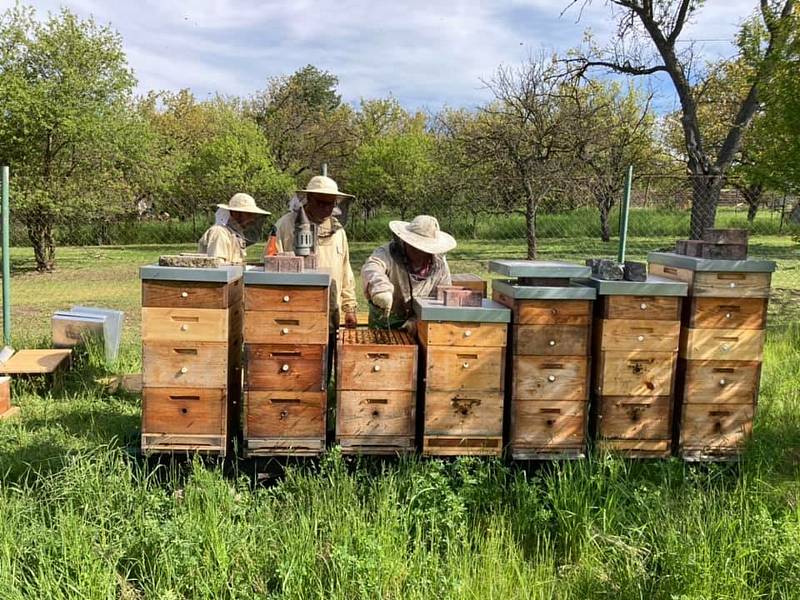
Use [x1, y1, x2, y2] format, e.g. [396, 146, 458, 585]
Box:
[617, 165, 633, 264]
[2, 166, 10, 346]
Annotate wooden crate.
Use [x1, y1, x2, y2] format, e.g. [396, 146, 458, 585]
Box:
[141, 273, 242, 457]
[336, 328, 417, 454]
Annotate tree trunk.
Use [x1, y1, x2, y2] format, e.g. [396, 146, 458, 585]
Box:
[744, 184, 764, 224]
[26, 219, 56, 272]
[525, 194, 537, 259]
[689, 175, 723, 239]
[598, 195, 612, 243]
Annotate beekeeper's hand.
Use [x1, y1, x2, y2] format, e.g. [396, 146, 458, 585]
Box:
[400, 318, 418, 339]
[371, 291, 393, 316]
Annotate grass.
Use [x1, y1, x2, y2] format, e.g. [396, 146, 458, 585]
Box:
[0, 238, 798, 598]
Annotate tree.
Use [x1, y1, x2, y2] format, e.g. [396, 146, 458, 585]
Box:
[0, 5, 139, 270]
[567, 0, 797, 238]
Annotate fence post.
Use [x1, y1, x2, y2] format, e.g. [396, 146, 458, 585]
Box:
[617, 165, 633, 264]
[1, 166, 10, 345]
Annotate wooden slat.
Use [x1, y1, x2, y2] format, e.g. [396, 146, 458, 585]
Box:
[418, 321, 506, 348]
[141, 433, 226, 455]
[595, 439, 670, 457]
[142, 342, 229, 388]
[602, 295, 681, 321]
[647, 263, 695, 287]
[425, 346, 505, 392]
[423, 436, 502, 457]
[682, 360, 761, 404]
[423, 391, 503, 437]
[142, 388, 226, 435]
[680, 328, 764, 361]
[512, 356, 588, 401]
[0, 349, 71, 374]
[513, 324, 590, 356]
[243, 310, 328, 345]
[596, 351, 676, 397]
[338, 436, 415, 455]
[244, 437, 324, 457]
[598, 319, 680, 352]
[680, 403, 754, 450]
[244, 285, 328, 313]
[244, 391, 326, 439]
[142, 308, 229, 343]
[336, 390, 415, 437]
[596, 396, 671, 440]
[244, 344, 325, 391]
[511, 400, 585, 448]
[687, 297, 767, 330]
[142, 280, 229, 309]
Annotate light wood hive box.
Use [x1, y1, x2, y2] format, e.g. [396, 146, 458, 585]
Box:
[335, 328, 417, 454]
[415, 297, 510, 457]
[242, 271, 330, 457]
[586, 276, 688, 458]
[140, 266, 244, 456]
[648, 252, 774, 461]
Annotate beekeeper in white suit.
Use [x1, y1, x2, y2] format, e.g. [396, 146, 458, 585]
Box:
[197, 193, 270, 265]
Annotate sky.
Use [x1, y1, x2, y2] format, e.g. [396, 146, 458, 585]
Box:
[1, 0, 762, 113]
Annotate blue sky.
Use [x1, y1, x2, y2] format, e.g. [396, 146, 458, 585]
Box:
[1, 0, 761, 113]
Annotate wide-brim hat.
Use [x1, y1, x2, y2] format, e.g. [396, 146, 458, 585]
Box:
[389, 215, 456, 255]
[216, 192, 270, 215]
[296, 175, 354, 201]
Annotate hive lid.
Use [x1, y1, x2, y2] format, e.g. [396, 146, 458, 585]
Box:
[243, 266, 331, 287]
[139, 264, 243, 283]
[413, 297, 511, 323]
[492, 279, 597, 300]
[488, 259, 591, 279]
[584, 275, 689, 297]
[647, 252, 776, 273]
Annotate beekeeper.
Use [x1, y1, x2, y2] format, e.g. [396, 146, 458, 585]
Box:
[267, 175, 358, 329]
[198, 193, 270, 265]
[361, 215, 456, 334]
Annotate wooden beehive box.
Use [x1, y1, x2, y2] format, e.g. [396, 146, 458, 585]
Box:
[490, 263, 596, 460]
[586, 275, 688, 458]
[336, 328, 417, 454]
[415, 297, 510, 456]
[140, 265, 244, 456]
[242, 269, 330, 457]
[0, 376, 17, 420]
[648, 252, 774, 461]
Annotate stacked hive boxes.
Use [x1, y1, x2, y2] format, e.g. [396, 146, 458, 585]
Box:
[242, 269, 330, 457]
[336, 328, 417, 454]
[140, 265, 243, 456]
[490, 260, 596, 459]
[649, 252, 775, 460]
[415, 297, 510, 456]
[586, 275, 688, 457]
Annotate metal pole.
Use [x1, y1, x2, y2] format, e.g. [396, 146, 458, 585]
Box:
[322, 163, 328, 177]
[2, 166, 10, 345]
[617, 165, 633, 264]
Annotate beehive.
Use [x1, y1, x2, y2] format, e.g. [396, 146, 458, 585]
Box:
[586, 275, 688, 458]
[140, 265, 243, 456]
[336, 328, 417, 454]
[242, 269, 330, 456]
[490, 260, 595, 460]
[415, 297, 510, 456]
[648, 252, 775, 460]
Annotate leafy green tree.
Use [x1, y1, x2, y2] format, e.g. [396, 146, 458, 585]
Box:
[0, 5, 139, 270]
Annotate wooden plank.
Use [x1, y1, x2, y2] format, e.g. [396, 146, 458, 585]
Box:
[596, 396, 671, 440]
[596, 351, 676, 397]
[512, 356, 588, 401]
[598, 319, 680, 352]
[510, 399, 585, 448]
[141, 433, 226, 455]
[418, 321, 506, 348]
[692, 271, 772, 298]
[142, 342, 229, 388]
[142, 280, 229, 309]
[493, 296, 591, 325]
[602, 295, 681, 321]
[0, 406, 20, 420]
[687, 297, 767, 330]
[682, 360, 761, 404]
[513, 324, 589, 356]
[244, 437, 324, 457]
[142, 388, 226, 435]
[142, 308, 229, 343]
[680, 328, 764, 361]
[337, 339, 417, 392]
[245, 344, 325, 392]
[243, 310, 328, 345]
[0, 349, 71, 374]
[339, 436, 415, 455]
[423, 391, 503, 437]
[680, 403, 753, 450]
[244, 391, 325, 439]
[595, 439, 671, 457]
[336, 390, 415, 437]
[423, 436, 502, 457]
[424, 346, 505, 392]
[244, 285, 328, 313]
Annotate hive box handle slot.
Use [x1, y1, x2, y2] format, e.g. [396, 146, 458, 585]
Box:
[169, 395, 200, 402]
